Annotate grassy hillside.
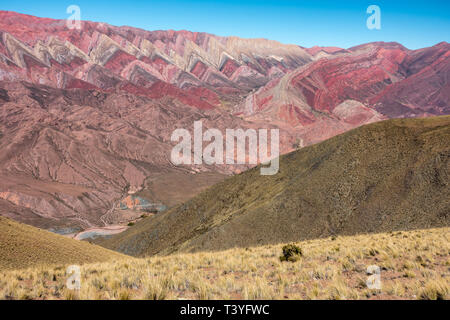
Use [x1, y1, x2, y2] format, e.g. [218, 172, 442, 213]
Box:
[0, 216, 127, 270]
[2, 227, 448, 300]
[97, 116, 450, 256]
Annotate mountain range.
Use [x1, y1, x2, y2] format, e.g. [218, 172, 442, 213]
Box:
[0, 11, 449, 231]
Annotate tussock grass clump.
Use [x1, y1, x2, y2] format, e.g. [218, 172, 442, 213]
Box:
[419, 280, 449, 300]
[280, 244, 303, 262]
[143, 277, 168, 300]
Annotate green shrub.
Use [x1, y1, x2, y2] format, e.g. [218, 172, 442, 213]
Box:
[280, 244, 303, 262]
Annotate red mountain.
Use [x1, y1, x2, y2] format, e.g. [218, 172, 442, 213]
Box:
[236, 41, 450, 144]
[0, 11, 448, 230]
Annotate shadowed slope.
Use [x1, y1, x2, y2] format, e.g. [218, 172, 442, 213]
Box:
[98, 116, 450, 256]
[0, 216, 127, 270]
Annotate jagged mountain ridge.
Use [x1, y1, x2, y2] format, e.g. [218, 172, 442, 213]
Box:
[0, 10, 318, 110]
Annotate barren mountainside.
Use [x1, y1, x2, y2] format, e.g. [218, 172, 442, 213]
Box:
[97, 116, 450, 256]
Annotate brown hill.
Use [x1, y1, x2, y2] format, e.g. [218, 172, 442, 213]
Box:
[0, 216, 127, 270]
[97, 116, 450, 256]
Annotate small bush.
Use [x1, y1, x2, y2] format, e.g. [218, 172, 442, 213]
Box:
[279, 244, 303, 262]
[127, 222, 135, 227]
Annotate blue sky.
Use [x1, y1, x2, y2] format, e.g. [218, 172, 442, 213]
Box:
[2, 0, 449, 49]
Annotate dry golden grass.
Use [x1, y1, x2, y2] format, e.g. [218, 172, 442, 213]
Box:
[0, 216, 127, 270]
[1, 227, 448, 300]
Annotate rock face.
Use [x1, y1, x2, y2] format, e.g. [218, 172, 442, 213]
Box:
[0, 11, 449, 229]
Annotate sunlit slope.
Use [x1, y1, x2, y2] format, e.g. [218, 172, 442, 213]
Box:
[0, 216, 127, 270]
[98, 116, 450, 256]
[2, 227, 449, 300]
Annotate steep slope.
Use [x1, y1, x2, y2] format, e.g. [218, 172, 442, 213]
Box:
[0, 81, 290, 230]
[98, 116, 450, 256]
[0, 216, 126, 270]
[371, 42, 450, 117]
[236, 42, 450, 145]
